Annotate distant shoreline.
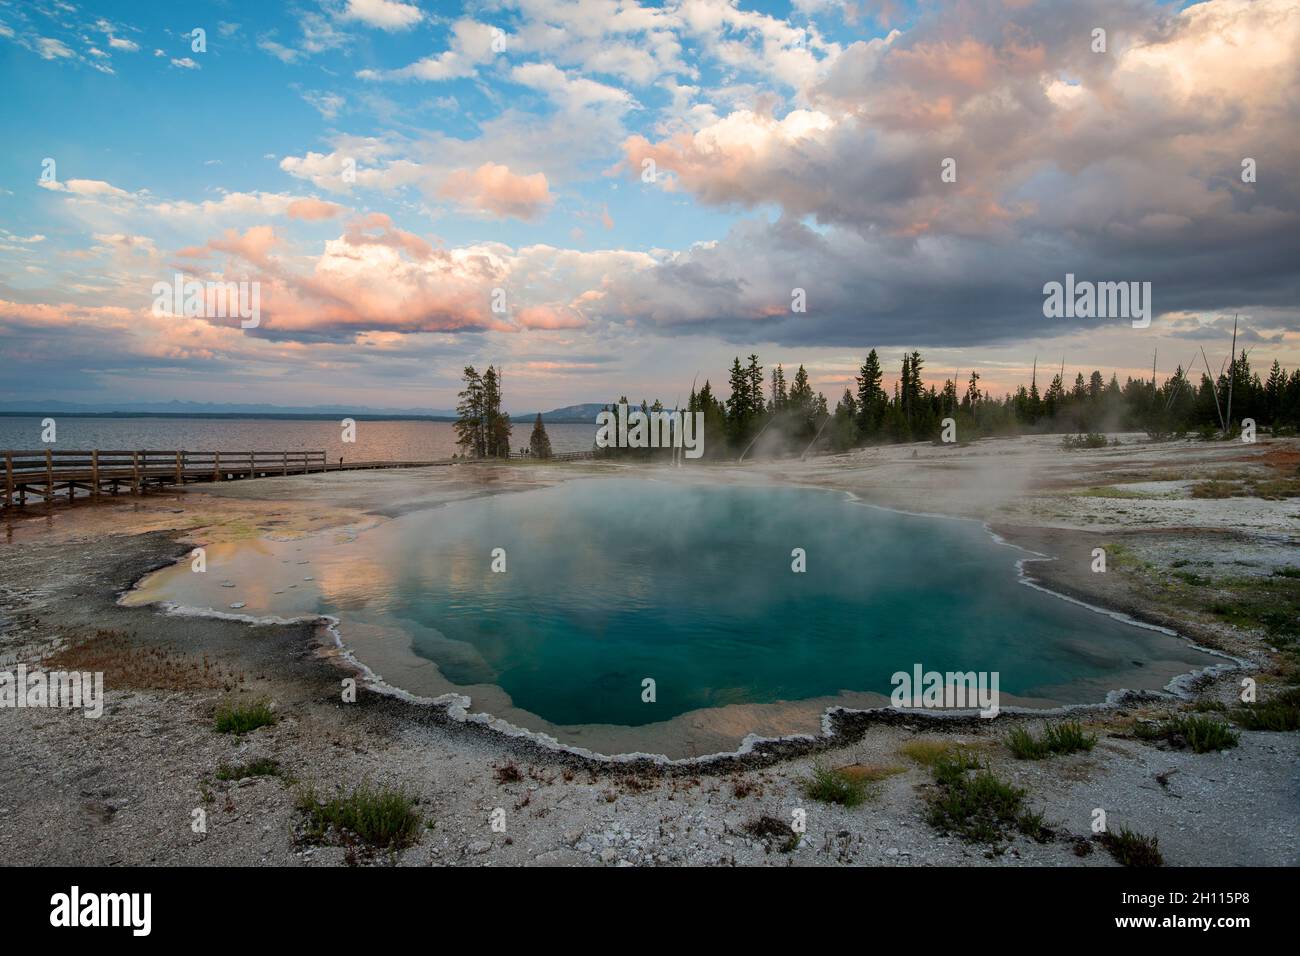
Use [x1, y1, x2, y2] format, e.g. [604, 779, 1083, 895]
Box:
[0, 411, 599, 424]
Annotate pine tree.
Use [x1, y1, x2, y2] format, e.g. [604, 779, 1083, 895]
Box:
[528, 413, 552, 459]
[454, 366, 486, 457]
[855, 349, 884, 439]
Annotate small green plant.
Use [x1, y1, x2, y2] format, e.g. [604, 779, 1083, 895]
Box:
[1006, 721, 1097, 759]
[1005, 726, 1050, 759]
[924, 754, 1027, 844]
[1061, 432, 1108, 449]
[1231, 687, 1300, 732]
[297, 783, 422, 850]
[802, 764, 871, 807]
[898, 739, 982, 767]
[1100, 826, 1164, 867]
[1170, 714, 1240, 752]
[215, 758, 280, 781]
[1136, 714, 1240, 752]
[214, 698, 276, 735]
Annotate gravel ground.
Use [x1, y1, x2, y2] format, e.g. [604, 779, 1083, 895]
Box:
[0, 435, 1296, 866]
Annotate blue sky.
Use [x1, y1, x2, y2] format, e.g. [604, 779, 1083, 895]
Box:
[1, 0, 1296, 412]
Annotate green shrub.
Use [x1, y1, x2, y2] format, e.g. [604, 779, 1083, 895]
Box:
[297, 783, 422, 850]
[214, 698, 276, 735]
[1138, 715, 1240, 752]
[1061, 432, 1108, 450]
[924, 754, 1027, 844]
[1100, 826, 1164, 867]
[802, 764, 870, 807]
[215, 758, 280, 780]
[1231, 687, 1300, 732]
[1006, 721, 1097, 759]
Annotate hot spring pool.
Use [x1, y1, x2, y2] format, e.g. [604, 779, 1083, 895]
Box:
[127, 477, 1221, 756]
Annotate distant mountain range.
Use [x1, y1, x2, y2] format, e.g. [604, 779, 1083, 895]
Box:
[0, 399, 608, 424]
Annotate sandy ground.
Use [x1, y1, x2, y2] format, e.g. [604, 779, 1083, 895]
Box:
[0, 434, 1296, 866]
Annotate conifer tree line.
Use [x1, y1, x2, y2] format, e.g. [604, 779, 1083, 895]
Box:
[598, 349, 1300, 461]
[453, 365, 512, 457]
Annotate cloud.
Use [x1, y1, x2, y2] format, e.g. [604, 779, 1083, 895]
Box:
[286, 198, 347, 221]
[439, 163, 553, 221]
[38, 178, 132, 198]
[301, 89, 345, 119]
[511, 61, 635, 111]
[357, 19, 496, 81]
[36, 37, 74, 59]
[340, 0, 423, 32]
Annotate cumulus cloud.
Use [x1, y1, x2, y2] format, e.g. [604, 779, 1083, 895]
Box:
[357, 19, 497, 81]
[439, 163, 553, 221]
[340, 0, 423, 31]
[286, 198, 347, 221]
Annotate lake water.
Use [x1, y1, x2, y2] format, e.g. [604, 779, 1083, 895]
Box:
[127, 478, 1219, 756]
[0, 416, 596, 460]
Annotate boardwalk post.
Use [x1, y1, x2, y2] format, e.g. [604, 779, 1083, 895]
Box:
[175, 451, 182, 487]
[45, 449, 53, 503]
[282, 451, 287, 477]
[214, 452, 221, 482]
[91, 450, 99, 498]
[249, 451, 254, 479]
[132, 451, 140, 495]
[4, 452, 11, 509]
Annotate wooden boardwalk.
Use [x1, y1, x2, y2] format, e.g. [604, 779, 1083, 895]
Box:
[1, 447, 596, 510]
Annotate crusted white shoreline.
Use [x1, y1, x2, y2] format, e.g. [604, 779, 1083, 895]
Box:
[115, 480, 1246, 767]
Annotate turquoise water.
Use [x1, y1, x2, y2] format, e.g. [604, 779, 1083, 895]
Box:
[304, 478, 1214, 727]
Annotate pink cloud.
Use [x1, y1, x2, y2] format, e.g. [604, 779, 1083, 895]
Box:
[514, 304, 587, 330]
[439, 163, 553, 221]
[286, 198, 346, 221]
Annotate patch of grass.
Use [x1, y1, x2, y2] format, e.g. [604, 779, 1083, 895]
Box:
[1205, 578, 1300, 641]
[898, 739, 983, 767]
[296, 783, 422, 850]
[1075, 486, 1154, 499]
[1190, 479, 1237, 499]
[1061, 433, 1108, 450]
[1137, 714, 1240, 753]
[1231, 686, 1300, 731]
[1016, 808, 1055, 843]
[1005, 726, 1049, 759]
[1191, 477, 1300, 500]
[1173, 570, 1211, 586]
[924, 754, 1027, 844]
[802, 763, 871, 807]
[1099, 826, 1164, 867]
[1272, 566, 1300, 579]
[214, 698, 276, 735]
[43, 628, 244, 692]
[1100, 542, 1150, 571]
[1006, 721, 1098, 760]
[215, 758, 280, 781]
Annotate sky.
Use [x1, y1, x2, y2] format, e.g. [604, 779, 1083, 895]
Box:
[1, 0, 1297, 414]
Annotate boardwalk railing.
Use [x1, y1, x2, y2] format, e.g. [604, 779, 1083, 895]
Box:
[510, 449, 595, 461]
[2, 449, 329, 508]
[2, 447, 598, 509]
